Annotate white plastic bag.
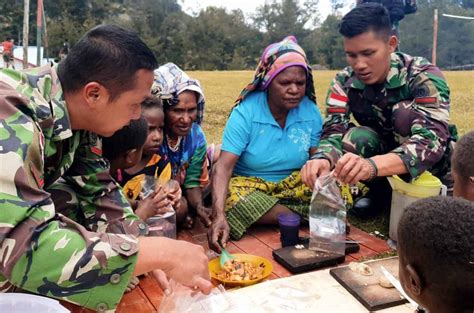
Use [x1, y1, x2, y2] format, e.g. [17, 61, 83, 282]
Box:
[308, 173, 346, 256]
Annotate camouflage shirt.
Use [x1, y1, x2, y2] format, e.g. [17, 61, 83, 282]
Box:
[0, 65, 147, 311]
[319, 52, 451, 178]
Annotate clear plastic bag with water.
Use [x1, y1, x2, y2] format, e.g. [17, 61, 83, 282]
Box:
[140, 175, 176, 239]
[308, 173, 346, 257]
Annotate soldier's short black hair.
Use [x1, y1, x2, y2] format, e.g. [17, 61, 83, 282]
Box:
[102, 115, 148, 161]
[452, 131, 474, 183]
[57, 25, 157, 101]
[398, 196, 474, 309]
[339, 3, 392, 39]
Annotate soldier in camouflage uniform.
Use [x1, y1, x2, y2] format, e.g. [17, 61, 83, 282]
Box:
[302, 4, 455, 199]
[0, 25, 211, 311]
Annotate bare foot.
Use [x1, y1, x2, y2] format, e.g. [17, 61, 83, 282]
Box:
[125, 276, 140, 293]
[182, 215, 194, 229]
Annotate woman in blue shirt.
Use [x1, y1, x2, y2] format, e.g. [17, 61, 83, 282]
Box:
[209, 36, 324, 248]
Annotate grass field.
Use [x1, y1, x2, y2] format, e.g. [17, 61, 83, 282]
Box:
[191, 70, 474, 144]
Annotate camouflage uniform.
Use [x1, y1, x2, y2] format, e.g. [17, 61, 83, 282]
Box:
[0, 65, 148, 311]
[316, 52, 455, 180]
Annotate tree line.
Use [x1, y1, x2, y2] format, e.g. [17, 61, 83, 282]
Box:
[1, 0, 473, 69]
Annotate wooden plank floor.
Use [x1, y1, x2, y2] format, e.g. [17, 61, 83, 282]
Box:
[63, 224, 393, 312]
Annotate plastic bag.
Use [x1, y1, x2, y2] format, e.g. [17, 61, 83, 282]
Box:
[158, 282, 230, 313]
[140, 175, 177, 239]
[308, 173, 346, 256]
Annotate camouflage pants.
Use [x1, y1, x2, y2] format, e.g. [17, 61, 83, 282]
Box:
[342, 126, 385, 158]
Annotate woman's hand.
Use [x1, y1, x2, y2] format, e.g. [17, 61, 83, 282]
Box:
[301, 158, 331, 188]
[208, 214, 230, 253]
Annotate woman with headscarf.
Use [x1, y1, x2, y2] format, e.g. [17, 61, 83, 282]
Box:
[153, 63, 213, 228]
[208, 36, 324, 250]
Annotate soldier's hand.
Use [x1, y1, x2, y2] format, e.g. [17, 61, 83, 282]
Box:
[334, 153, 372, 184]
[159, 240, 212, 294]
[135, 237, 212, 295]
[151, 269, 171, 296]
[301, 159, 331, 189]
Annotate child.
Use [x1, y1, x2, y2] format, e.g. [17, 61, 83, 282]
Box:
[397, 196, 474, 313]
[451, 131, 474, 201]
[102, 115, 171, 221]
[108, 97, 188, 224]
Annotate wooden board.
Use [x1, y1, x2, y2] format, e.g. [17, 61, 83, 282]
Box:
[272, 240, 359, 274]
[330, 257, 407, 311]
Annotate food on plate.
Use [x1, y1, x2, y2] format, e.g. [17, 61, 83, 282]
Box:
[216, 259, 265, 281]
[348, 261, 374, 276]
[378, 275, 395, 288]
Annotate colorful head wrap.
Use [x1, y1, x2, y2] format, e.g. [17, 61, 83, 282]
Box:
[152, 62, 205, 125]
[234, 36, 316, 107]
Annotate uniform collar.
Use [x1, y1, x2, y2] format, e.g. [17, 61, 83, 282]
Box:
[25, 64, 73, 141]
[255, 91, 313, 128]
[344, 52, 408, 90]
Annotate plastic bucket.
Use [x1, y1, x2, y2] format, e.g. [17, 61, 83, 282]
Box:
[388, 171, 446, 241]
[0, 293, 69, 312]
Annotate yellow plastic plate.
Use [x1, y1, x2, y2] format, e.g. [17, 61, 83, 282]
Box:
[209, 253, 273, 287]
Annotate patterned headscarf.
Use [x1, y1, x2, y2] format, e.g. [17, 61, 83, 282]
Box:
[152, 62, 205, 125]
[234, 36, 316, 107]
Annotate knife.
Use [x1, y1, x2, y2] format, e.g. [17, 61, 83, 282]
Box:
[380, 266, 419, 309]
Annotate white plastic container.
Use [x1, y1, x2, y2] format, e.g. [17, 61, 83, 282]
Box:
[388, 171, 446, 241]
[0, 293, 69, 312]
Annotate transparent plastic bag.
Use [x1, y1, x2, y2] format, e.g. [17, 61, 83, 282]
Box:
[308, 173, 346, 256]
[158, 282, 230, 313]
[140, 175, 176, 238]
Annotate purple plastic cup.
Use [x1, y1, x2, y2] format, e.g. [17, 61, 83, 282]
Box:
[278, 212, 301, 247]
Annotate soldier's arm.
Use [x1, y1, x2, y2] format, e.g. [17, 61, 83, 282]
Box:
[62, 132, 148, 236]
[0, 94, 139, 310]
[391, 67, 450, 178]
[316, 72, 352, 168]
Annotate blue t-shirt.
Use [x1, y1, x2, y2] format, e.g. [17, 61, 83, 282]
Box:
[222, 91, 323, 182]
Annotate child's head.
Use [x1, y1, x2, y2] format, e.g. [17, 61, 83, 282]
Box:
[141, 97, 165, 156]
[102, 115, 148, 170]
[397, 196, 474, 312]
[452, 131, 474, 201]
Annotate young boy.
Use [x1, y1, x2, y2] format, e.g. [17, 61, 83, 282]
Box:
[397, 196, 474, 313]
[451, 131, 474, 201]
[102, 115, 172, 221]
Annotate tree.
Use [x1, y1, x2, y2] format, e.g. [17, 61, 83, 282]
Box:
[253, 0, 319, 43]
[312, 15, 346, 69]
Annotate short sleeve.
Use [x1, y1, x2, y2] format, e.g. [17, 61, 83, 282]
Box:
[221, 106, 251, 156]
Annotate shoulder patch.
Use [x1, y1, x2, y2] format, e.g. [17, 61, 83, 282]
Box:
[415, 97, 437, 104]
[328, 93, 348, 107]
